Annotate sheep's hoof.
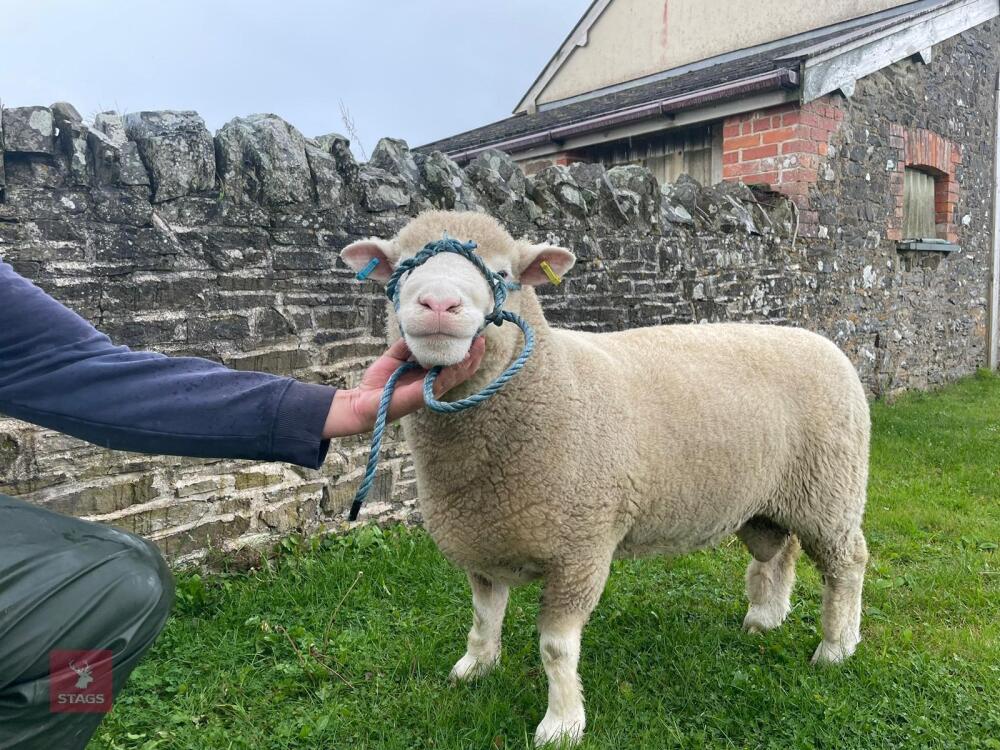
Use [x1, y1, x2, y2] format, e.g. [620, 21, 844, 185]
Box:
[448, 651, 499, 683]
[810, 637, 858, 665]
[533, 712, 585, 747]
[742, 602, 790, 633]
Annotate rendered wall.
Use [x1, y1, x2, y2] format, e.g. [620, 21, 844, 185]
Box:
[526, 0, 911, 108]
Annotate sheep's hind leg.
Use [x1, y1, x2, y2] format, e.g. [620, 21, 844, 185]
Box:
[450, 573, 509, 682]
[737, 518, 801, 633]
[809, 527, 867, 665]
[533, 561, 610, 747]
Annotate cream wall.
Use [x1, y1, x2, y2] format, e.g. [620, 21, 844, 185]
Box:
[528, 0, 912, 108]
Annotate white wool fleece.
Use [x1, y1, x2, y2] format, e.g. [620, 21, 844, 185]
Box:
[341, 210, 870, 747]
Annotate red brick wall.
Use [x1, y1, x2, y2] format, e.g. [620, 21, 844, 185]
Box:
[721, 95, 963, 244]
[721, 97, 844, 215]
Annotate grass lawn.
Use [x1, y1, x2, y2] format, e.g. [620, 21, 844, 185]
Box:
[93, 372, 1000, 750]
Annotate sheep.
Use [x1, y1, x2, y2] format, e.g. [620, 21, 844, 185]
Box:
[341, 210, 869, 747]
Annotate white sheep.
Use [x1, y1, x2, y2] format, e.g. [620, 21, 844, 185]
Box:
[342, 210, 869, 747]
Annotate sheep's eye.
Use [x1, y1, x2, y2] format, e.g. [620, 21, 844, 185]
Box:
[497, 269, 510, 279]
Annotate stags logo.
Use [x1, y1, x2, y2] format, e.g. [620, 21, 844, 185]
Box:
[50, 650, 113, 713]
[70, 658, 95, 689]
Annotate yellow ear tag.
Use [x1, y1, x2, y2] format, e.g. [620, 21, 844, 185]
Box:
[540, 260, 562, 286]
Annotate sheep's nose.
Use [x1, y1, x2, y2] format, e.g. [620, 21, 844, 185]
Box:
[418, 294, 462, 314]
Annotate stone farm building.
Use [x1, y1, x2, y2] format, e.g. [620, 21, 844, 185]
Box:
[424, 0, 1000, 365]
[0, 0, 998, 560]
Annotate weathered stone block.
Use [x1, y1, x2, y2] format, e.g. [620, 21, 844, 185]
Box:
[187, 315, 251, 343]
[419, 150, 483, 211]
[102, 276, 209, 311]
[304, 143, 343, 206]
[52, 105, 91, 186]
[272, 247, 332, 271]
[2, 106, 55, 154]
[89, 115, 150, 187]
[87, 127, 121, 185]
[90, 225, 182, 271]
[312, 132, 358, 182]
[158, 516, 251, 558]
[175, 478, 225, 498]
[529, 165, 589, 226]
[234, 471, 284, 491]
[0, 154, 64, 190]
[0, 187, 91, 220]
[358, 165, 410, 212]
[313, 305, 374, 332]
[90, 187, 154, 226]
[65, 135, 90, 185]
[370, 137, 421, 186]
[605, 165, 659, 230]
[119, 143, 151, 186]
[126, 500, 209, 536]
[46, 476, 156, 516]
[225, 348, 311, 373]
[323, 340, 387, 365]
[175, 226, 270, 272]
[124, 111, 215, 202]
[254, 307, 294, 339]
[258, 490, 321, 532]
[216, 114, 313, 206]
[94, 112, 128, 146]
[0, 433, 21, 475]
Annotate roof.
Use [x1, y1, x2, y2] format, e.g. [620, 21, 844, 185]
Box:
[417, 0, 973, 160]
[419, 45, 802, 157]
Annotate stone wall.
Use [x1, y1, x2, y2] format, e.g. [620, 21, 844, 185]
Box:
[794, 22, 998, 392]
[712, 21, 997, 393]
[0, 23, 995, 563]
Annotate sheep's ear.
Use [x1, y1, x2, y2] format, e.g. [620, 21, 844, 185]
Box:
[516, 243, 576, 287]
[340, 238, 398, 282]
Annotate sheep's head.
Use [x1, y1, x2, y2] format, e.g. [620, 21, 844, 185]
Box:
[341, 211, 574, 368]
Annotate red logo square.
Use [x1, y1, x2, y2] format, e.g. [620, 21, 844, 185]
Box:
[49, 649, 113, 713]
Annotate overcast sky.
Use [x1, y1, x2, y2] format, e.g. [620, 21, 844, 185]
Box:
[2, 0, 591, 158]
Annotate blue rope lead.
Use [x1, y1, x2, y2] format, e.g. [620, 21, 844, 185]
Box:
[348, 237, 535, 521]
[422, 311, 534, 413]
[348, 359, 420, 522]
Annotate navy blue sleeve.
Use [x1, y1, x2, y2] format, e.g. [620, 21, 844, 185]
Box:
[0, 262, 336, 468]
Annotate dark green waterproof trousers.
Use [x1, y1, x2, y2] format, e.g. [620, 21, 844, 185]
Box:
[0, 494, 174, 749]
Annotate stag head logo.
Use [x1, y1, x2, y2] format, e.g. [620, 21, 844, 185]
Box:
[68, 658, 94, 689]
[50, 649, 113, 713]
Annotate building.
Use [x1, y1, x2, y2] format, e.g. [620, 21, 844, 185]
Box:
[422, 0, 1000, 368]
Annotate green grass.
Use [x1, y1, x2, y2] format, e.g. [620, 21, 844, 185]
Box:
[93, 372, 1000, 750]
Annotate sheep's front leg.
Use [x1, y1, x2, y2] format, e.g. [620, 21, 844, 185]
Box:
[534, 562, 609, 747]
[449, 573, 508, 682]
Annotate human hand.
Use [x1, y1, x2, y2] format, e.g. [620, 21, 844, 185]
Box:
[322, 337, 486, 438]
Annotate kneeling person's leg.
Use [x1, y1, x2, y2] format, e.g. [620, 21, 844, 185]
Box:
[0, 494, 174, 750]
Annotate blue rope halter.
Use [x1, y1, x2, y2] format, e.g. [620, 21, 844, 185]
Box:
[348, 236, 535, 521]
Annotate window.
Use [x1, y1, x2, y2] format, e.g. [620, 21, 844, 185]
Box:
[582, 123, 723, 186]
[890, 127, 960, 249]
[902, 167, 937, 239]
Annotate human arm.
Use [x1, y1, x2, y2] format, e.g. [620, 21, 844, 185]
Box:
[0, 262, 482, 467]
[0, 262, 338, 467]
